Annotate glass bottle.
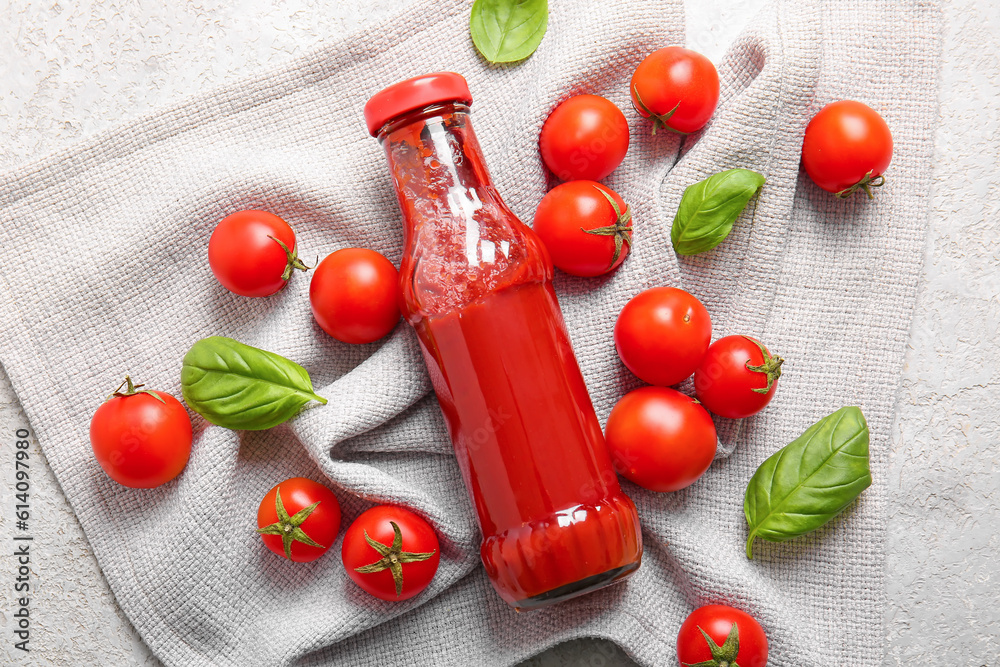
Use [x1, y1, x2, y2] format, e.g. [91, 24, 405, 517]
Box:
[365, 73, 642, 610]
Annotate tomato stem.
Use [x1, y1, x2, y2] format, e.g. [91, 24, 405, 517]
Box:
[268, 235, 312, 282]
[108, 375, 165, 403]
[582, 186, 633, 270]
[353, 520, 436, 597]
[256, 487, 324, 560]
[835, 169, 886, 199]
[681, 623, 741, 667]
[741, 336, 783, 395]
[631, 85, 690, 136]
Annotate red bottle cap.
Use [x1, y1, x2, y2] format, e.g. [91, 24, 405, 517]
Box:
[364, 72, 473, 137]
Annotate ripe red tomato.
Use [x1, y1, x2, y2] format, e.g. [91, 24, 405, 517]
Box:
[256, 477, 341, 563]
[605, 387, 717, 492]
[309, 248, 401, 344]
[89, 376, 192, 488]
[208, 210, 309, 297]
[630, 47, 719, 134]
[801, 100, 893, 198]
[694, 335, 784, 419]
[677, 604, 769, 667]
[614, 287, 712, 386]
[538, 94, 630, 182]
[532, 181, 632, 277]
[341, 505, 440, 601]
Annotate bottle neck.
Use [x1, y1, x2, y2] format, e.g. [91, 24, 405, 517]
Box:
[378, 103, 550, 319]
[378, 104, 498, 243]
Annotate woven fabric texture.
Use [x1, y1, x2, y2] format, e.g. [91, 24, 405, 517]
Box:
[0, 0, 939, 665]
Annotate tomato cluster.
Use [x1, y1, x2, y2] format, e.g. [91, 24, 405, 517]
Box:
[536, 97, 634, 277]
[528, 46, 796, 496]
[534, 49, 892, 283]
[90, 209, 437, 601]
[256, 479, 440, 601]
[607, 286, 784, 492]
[532, 47, 723, 277]
[91, 210, 403, 488]
[208, 209, 400, 345]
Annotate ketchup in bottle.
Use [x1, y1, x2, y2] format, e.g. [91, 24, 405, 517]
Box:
[364, 73, 642, 610]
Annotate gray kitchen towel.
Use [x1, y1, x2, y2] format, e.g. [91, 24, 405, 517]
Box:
[0, 0, 939, 665]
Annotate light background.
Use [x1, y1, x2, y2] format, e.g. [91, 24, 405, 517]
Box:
[0, 0, 997, 664]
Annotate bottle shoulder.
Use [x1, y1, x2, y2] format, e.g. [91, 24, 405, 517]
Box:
[399, 199, 552, 320]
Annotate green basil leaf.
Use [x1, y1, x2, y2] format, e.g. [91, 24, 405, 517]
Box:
[470, 0, 548, 64]
[181, 336, 327, 431]
[671, 168, 766, 255]
[744, 406, 871, 559]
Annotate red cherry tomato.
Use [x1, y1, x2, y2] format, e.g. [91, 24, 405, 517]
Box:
[208, 210, 309, 297]
[630, 47, 719, 134]
[677, 604, 769, 667]
[309, 248, 401, 345]
[614, 287, 712, 386]
[532, 181, 632, 277]
[341, 505, 440, 601]
[256, 477, 341, 563]
[89, 376, 192, 489]
[694, 335, 784, 419]
[539, 94, 630, 182]
[605, 387, 717, 492]
[801, 100, 893, 198]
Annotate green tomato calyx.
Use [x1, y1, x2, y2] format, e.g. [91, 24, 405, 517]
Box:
[835, 169, 886, 199]
[108, 375, 166, 404]
[256, 487, 324, 560]
[267, 235, 312, 282]
[354, 521, 436, 598]
[631, 84, 690, 136]
[581, 186, 633, 270]
[683, 622, 741, 667]
[742, 336, 784, 395]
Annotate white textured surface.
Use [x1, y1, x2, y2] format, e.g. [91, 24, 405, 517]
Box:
[0, 1, 995, 666]
[884, 0, 1000, 662]
[0, 0, 409, 171]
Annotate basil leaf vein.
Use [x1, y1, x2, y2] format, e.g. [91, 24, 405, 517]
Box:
[470, 0, 548, 64]
[181, 336, 327, 431]
[671, 168, 766, 255]
[743, 406, 872, 559]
